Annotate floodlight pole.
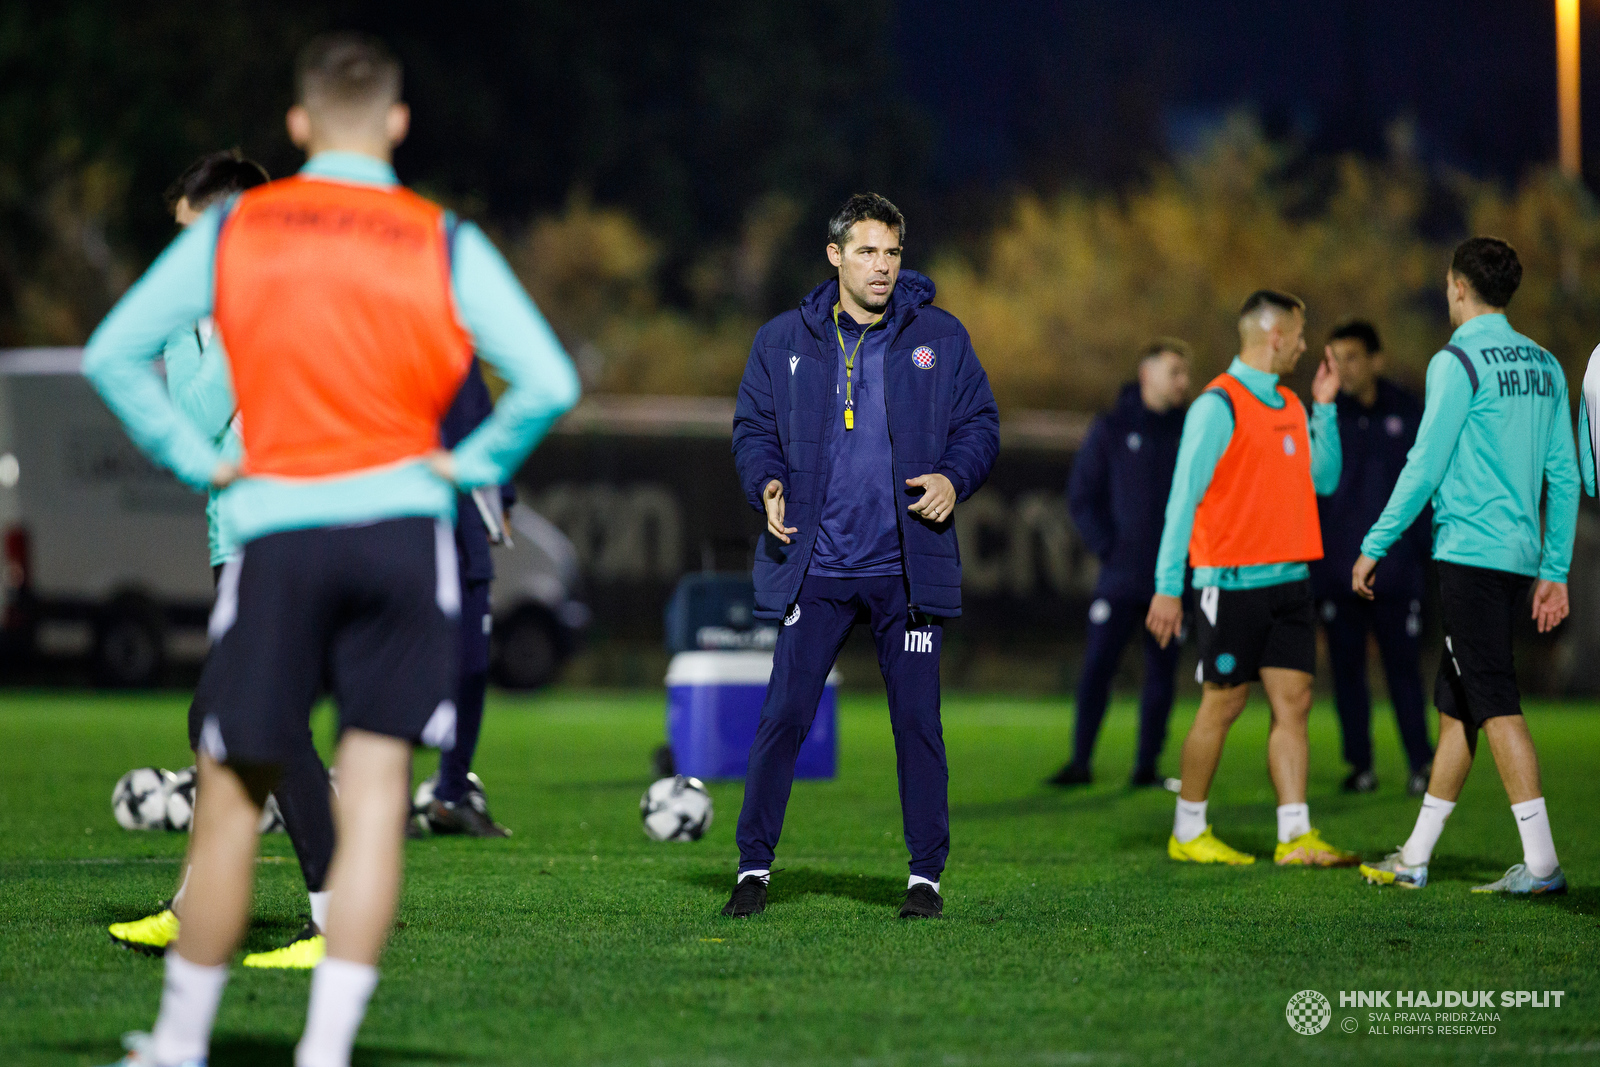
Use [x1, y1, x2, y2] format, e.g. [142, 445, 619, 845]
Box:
[1558, 0, 1581, 177]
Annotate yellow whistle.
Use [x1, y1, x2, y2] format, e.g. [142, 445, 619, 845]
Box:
[844, 409, 854, 430]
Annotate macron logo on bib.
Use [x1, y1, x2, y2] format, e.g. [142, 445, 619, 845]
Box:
[1282, 434, 1296, 456]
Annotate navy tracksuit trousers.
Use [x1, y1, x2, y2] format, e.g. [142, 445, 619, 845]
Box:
[1318, 594, 1433, 774]
[736, 573, 948, 880]
[1071, 595, 1180, 775]
[435, 578, 492, 804]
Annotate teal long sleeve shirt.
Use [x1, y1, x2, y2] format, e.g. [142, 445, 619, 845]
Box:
[1361, 314, 1577, 582]
[83, 152, 580, 546]
[1154, 358, 1341, 598]
[161, 321, 241, 564]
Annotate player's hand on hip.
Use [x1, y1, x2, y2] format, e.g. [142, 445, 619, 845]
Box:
[424, 449, 458, 485]
[906, 472, 955, 523]
[210, 460, 239, 489]
[1532, 580, 1569, 634]
[1351, 554, 1378, 600]
[763, 479, 797, 544]
[1312, 347, 1341, 405]
[1146, 593, 1183, 649]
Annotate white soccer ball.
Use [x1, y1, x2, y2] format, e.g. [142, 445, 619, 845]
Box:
[257, 793, 285, 834]
[640, 775, 713, 842]
[164, 766, 197, 831]
[113, 767, 176, 830]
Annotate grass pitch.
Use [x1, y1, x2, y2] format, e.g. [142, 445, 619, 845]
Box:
[2, 688, 1598, 1066]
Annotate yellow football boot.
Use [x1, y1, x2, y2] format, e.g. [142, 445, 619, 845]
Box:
[1168, 825, 1256, 865]
[241, 922, 325, 969]
[1275, 828, 1359, 867]
[108, 907, 179, 956]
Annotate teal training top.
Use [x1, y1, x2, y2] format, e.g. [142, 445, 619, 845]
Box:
[161, 321, 240, 564]
[1361, 313, 1577, 582]
[83, 152, 580, 546]
[1154, 357, 1341, 597]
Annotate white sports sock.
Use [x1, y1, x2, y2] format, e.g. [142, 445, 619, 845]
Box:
[908, 875, 941, 894]
[738, 869, 770, 883]
[1511, 797, 1560, 879]
[309, 891, 330, 933]
[1400, 793, 1456, 867]
[1173, 799, 1207, 844]
[1276, 803, 1310, 844]
[295, 957, 379, 1067]
[150, 952, 228, 1066]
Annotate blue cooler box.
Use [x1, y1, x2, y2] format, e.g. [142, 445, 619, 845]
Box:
[665, 650, 838, 779]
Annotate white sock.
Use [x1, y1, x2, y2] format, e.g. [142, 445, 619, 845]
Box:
[295, 957, 379, 1067]
[150, 952, 228, 1066]
[1400, 793, 1456, 867]
[1173, 799, 1207, 844]
[738, 869, 770, 883]
[309, 891, 330, 933]
[908, 875, 941, 894]
[1276, 803, 1310, 844]
[1511, 797, 1560, 878]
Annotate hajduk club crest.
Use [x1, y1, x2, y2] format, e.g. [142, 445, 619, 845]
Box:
[912, 346, 936, 370]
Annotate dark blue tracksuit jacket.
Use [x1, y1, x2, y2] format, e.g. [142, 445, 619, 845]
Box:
[1067, 382, 1185, 602]
[1306, 378, 1432, 775]
[732, 271, 1000, 619]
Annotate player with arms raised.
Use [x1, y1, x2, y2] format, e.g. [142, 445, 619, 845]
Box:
[1148, 290, 1356, 867]
[1356, 238, 1576, 895]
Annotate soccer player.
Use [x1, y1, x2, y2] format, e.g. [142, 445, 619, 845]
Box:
[1309, 319, 1434, 796]
[1052, 339, 1190, 788]
[1148, 290, 1356, 867]
[106, 151, 339, 971]
[84, 34, 578, 1067]
[1356, 238, 1576, 895]
[420, 358, 516, 837]
[725, 193, 999, 919]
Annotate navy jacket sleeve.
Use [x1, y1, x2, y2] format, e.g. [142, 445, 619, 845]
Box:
[732, 333, 789, 512]
[931, 328, 999, 501]
[1067, 416, 1115, 559]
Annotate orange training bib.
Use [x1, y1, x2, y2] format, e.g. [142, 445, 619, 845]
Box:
[1189, 372, 1323, 569]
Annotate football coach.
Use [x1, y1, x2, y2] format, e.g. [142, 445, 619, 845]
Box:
[725, 193, 999, 920]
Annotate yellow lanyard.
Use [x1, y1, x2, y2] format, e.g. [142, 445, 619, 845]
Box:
[832, 303, 880, 431]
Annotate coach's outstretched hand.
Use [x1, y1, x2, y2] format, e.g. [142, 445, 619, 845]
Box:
[1312, 347, 1341, 405]
[1146, 593, 1183, 649]
[1532, 580, 1569, 633]
[906, 473, 955, 524]
[1351, 553, 1378, 599]
[763, 479, 798, 545]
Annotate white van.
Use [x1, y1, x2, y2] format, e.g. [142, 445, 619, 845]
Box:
[0, 348, 585, 687]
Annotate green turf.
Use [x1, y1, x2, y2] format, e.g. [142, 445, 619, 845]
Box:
[2, 688, 1597, 1066]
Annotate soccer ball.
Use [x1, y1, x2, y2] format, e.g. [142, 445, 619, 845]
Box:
[164, 766, 197, 831]
[113, 767, 176, 830]
[257, 793, 286, 834]
[640, 775, 713, 842]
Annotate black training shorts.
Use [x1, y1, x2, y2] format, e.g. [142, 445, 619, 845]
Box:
[1193, 579, 1316, 685]
[1434, 560, 1533, 728]
[191, 516, 461, 766]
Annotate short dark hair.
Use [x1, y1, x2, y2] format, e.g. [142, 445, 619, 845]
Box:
[1238, 289, 1305, 319]
[828, 193, 905, 250]
[1141, 337, 1192, 362]
[1451, 236, 1522, 308]
[1328, 318, 1382, 354]
[295, 33, 402, 113]
[164, 150, 269, 214]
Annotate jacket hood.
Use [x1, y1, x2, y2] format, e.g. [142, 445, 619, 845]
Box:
[799, 269, 937, 339]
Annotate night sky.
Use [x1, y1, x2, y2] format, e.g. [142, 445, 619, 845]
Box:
[896, 0, 1585, 189]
